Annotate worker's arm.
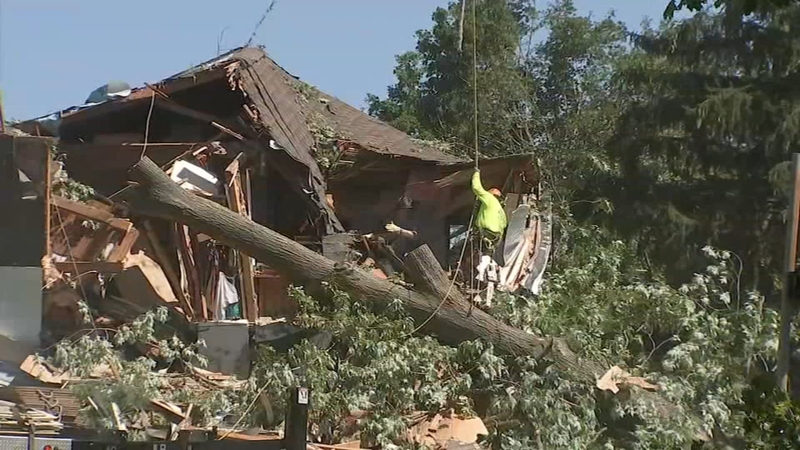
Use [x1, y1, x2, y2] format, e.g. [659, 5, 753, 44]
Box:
[471, 169, 493, 203]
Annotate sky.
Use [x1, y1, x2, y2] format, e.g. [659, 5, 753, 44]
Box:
[0, 0, 669, 122]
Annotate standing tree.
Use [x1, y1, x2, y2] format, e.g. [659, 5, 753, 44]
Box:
[607, 5, 800, 295]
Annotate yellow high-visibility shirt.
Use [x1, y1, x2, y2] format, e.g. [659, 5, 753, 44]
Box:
[471, 170, 507, 235]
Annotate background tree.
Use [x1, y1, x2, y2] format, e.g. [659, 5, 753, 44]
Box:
[366, 0, 800, 447]
[664, 0, 800, 19]
[367, 0, 535, 158]
[604, 5, 800, 296]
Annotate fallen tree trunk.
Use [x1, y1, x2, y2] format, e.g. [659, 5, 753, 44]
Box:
[404, 244, 467, 303]
[123, 157, 603, 382]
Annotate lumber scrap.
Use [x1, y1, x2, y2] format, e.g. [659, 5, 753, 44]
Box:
[52, 196, 130, 230]
[176, 225, 205, 320]
[114, 252, 194, 321]
[106, 223, 140, 262]
[141, 220, 190, 315]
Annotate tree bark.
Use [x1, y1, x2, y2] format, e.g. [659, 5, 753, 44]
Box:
[404, 244, 467, 303]
[124, 157, 605, 382]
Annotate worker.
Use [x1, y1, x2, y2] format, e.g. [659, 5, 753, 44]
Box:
[471, 168, 507, 245]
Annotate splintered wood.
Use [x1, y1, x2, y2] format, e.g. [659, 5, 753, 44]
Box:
[50, 196, 140, 267]
[596, 365, 659, 394]
[225, 153, 258, 322]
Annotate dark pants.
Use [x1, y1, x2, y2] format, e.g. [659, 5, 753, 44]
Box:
[477, 228, 505, 266]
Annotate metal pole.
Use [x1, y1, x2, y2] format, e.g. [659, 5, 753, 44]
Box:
[283, 387, 309, 450]
[777, 153, 800, 393]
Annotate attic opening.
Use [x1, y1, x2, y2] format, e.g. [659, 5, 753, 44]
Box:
[59, 75, 245, 144]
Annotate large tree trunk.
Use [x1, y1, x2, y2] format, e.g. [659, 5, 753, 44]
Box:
[120, 157, 700, 439]
[123, 157, 603, 382]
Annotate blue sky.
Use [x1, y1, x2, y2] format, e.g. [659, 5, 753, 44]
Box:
[0, 0, 668, 121]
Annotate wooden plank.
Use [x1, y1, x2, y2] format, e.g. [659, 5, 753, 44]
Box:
[52, 196, 132, 231]
[107, 225, 140, 262]
[142, 220, 193, 319]
[189, 231, 209, 321]
[225, 154, 257, 322]
[244, 168, 253, 219]
[54, 261, 124, 275]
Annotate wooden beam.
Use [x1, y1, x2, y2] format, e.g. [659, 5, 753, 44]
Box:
[54, 261, 124, 275]
[154, 98, 245, 141]
[176, 224, 205, 321]
[189, 230, 209, 321]
[142, 220, 194, 320]
[107, 225, 140, 263]
[52, 196, 132, 231]
[225, 153, 258, 322]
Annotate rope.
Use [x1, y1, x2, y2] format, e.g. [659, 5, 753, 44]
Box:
[472, 0, 479, 169]
[407, 208, 476, 335]
[408, 0, 482, 335]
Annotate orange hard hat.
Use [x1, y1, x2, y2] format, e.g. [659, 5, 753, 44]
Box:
[488, 188, 502, 197]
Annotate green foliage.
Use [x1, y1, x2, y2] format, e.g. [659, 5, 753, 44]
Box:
[607, 5, 800, 293]
[238, 225, 776, 448]
[48, 308, 230, 431]
[306, 111, 341, 171]
[740, 375, 800, 448]
[368, 0, 537, 158]
[488, 220, 779, 448]
[365, 0, 799, 447]
[663, 0, 800, 19]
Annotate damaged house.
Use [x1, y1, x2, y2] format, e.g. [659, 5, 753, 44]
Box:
[0, 46, 550, 444]
[19, 45, 548, 315]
